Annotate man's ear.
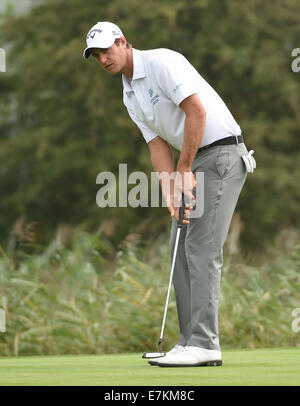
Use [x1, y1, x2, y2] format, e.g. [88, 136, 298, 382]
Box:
[120, 36, 127, 47]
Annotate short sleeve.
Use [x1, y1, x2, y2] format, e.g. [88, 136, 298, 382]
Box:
[155, 52, 199, 106]
[126, 107, 158, 144]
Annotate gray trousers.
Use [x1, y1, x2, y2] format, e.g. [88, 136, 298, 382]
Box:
[170, 142, 248, 351]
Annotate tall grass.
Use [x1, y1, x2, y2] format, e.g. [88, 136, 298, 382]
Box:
[0, 228, 299, 356]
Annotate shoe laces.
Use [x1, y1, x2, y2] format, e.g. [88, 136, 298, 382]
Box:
[168, 344, 183, 353]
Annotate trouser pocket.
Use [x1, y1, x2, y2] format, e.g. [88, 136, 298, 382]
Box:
[215, 149, 230, 178]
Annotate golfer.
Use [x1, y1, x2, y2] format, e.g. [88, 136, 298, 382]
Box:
[83, 21, 255, 367]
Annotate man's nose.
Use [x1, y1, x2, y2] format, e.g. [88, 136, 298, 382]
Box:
[97, 53, 107, 65]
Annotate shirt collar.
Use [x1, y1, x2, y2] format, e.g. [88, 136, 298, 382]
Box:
[122, 48, 146, 94]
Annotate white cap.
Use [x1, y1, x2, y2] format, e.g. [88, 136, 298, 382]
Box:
[83, 21, 123, 59]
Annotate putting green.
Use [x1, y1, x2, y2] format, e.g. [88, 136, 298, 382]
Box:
[0, 347, 299, 386]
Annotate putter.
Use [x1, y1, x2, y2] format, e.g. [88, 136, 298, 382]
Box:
[142, 193, 185, 359]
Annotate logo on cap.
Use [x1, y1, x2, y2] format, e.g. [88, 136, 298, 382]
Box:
[87, 29, 103, 39]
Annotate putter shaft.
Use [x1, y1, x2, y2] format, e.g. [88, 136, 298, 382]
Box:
[158, 194, 185, 352]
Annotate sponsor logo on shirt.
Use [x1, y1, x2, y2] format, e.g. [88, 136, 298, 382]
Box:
[148, 88, 160, 106]
[173, 83, 183, 94]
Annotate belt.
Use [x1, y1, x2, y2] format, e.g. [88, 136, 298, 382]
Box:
[197, 135, 244, 153]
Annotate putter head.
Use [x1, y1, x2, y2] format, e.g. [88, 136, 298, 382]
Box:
[142, 352, 166, 359]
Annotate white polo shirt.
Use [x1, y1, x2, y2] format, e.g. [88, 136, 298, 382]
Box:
[122, 48, 241, 151]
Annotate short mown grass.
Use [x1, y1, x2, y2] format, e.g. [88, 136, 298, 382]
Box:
[0, 347, 299, 386]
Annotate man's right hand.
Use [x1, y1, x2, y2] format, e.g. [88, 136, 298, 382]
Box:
[166, 191, 194, 225]
[148, 136, 194, 224]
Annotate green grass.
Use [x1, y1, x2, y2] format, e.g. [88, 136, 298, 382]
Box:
[1, 230, 300, 357]
[0, 347, 299, 386]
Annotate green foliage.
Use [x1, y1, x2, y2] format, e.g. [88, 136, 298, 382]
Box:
[0, 0, 299, 251]
[0, 228, 299, 356]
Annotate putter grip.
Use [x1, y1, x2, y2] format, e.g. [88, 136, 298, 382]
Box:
[178, 193, 185, 228]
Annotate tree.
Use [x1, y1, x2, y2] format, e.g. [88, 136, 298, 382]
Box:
[0, 0, 299, 251]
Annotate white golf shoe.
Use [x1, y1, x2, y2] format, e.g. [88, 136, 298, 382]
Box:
[157, 345, 222, 367]
[148, 344, 186, 366]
